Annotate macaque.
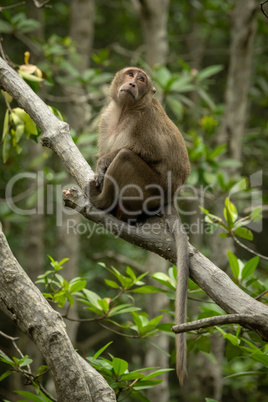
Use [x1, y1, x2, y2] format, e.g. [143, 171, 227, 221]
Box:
[87, 67, 191, 385]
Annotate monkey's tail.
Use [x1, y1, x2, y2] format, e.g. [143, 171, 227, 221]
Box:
[166, 209, 189, 386]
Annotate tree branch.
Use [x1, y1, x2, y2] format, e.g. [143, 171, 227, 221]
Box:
[172, 314, 267, 334]
[0, 221, 115, 402]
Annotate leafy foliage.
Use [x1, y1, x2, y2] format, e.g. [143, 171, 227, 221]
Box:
[88, 343, 173, 401]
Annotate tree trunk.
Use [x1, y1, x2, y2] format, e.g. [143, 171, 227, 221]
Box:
[144, 253, 170, 402]
[217, 0, 258, 160]
[57, 0, 96, 342]
[131, 0, 170, 66]
[0, 222, 116, 402]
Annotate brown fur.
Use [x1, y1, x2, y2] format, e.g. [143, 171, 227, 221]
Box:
[87, 67, 190, 384]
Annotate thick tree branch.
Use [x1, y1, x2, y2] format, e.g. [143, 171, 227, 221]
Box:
[0, 222, 116, 402]
[1, 56, 268, 349]
[172, 314, 267, 334]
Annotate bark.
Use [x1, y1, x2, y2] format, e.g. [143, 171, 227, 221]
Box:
[0, 222, 116, 402]
[217, 0, 258, 160]
[131, 0, 170, 66]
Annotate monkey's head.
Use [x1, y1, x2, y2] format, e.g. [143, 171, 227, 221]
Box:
[110, 67, 156, 107]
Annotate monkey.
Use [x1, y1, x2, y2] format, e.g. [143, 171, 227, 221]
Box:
[87, 67, 191, 385]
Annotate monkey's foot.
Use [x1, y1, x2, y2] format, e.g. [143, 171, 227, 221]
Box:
[84, 180, 100, 202]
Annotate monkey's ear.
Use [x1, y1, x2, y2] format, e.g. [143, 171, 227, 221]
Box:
[152, 87, 156, 94]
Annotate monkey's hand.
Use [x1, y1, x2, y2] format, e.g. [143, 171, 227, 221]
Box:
[95, 168, 105, 190]
[95, 156, 111, 190]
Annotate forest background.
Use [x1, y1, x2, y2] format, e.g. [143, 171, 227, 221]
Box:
[0, 0, 268, 401]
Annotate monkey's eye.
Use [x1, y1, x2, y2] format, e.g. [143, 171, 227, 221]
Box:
[128, 72, 134, 77]
[138, 75, 145, 82]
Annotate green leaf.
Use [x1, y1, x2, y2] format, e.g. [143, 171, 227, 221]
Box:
[14, 390, 42, 401]
[82, 289, 101, 308]
[23, 112, 38, 137]
[0, 354, 13, 365]
[2, 109, 10, 141]
[0, 20, 13, 34]
[220, 159, 242, 168]
[166, 96, 183, 120]
[131, 285, 163, 294]
[196, 335, 210, 353]
[209, 144, 226, 159]
[69, 280, 87, 293]
[250, 207, 262, 222]
[2, 130, 11, 163]
[18, 71, 43, 82]
[105, 279, 120, 289]
[199, 206, 209, 214]
[66, 292, 74, 306]
[126, 266, 136, 281]
[151, 272, 175, 289]
[97, 298, 109, 313]
[112, 358, 128, 376]
[91, 341, 113, 362]
[110, 267, 132, 288]
[138, 315, 163, 336]
[155, 66, 172, 87]
[170, 75, 193, 92]
[0, 370, 11, 381]
[197, 88, 215, 109]
[240, 348, 268, 366]
[196, 65, 223, 81]
[241, 257, 259, 280]
[120, 371, 145, 381]
[234, 227, 253, 241]
[229, 177, 249, 194]
[90, 73, 113, 85]
[18, 355, 33, 367]
[55, 273, 64, 285]
[227, 250, 239, 279]
[216, 327, 240, 347]
[133, 379, 162, 389]
[131, 311, 144, 329]
[108, 304, 140, 317]
[58, 257, 69, 266]
[224, 197, 237, 227]
[36, 365, 49, 375]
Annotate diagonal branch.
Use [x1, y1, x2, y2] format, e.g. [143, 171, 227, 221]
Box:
[0, 221, 115, 402]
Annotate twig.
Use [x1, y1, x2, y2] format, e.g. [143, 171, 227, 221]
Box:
[0, 331, 19, 341]
[0, 2, 25, 12]
[98, 322, 138, 338]
[233, 236, 268, 261]
[39, 383, 57, 402]
[32, 0, 52, 8]
[255, 289, 268, 300]
[261, 0, 268, 19]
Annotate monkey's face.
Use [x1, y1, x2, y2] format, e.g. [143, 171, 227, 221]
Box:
[112, 68, 156, 106]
